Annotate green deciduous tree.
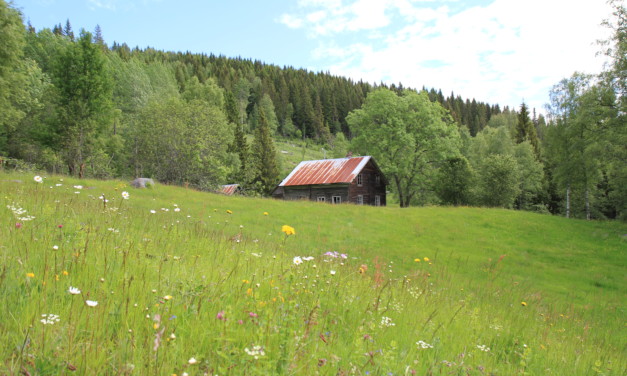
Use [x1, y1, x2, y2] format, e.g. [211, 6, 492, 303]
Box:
[133, 97, 234, 188]
[0, 0, 26, 153]
[478, 154, 520, 208]
[467, 126, 544, 209]
[435, 156, 474, 206]
[546, 73, 615, 219]
[598, 0, 627, 218]
[348, 88, 461, 207]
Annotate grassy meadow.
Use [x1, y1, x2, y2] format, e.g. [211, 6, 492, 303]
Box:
[0, 171, 625, 375]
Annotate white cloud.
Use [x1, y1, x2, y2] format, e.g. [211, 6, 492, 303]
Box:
[306, 10, 327, 23]
[346, 0, 391, 31]
[280, 13, 304, 29]
[280, 0, 613, 112]
[86, 0, 162, 11]
[88, 0, 117, 10]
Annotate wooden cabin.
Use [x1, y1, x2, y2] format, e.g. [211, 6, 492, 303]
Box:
[272, 156, 387, 206]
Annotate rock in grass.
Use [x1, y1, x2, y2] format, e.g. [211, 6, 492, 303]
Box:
[130, 178, 155, 189]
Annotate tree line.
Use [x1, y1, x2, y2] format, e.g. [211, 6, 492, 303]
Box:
[0, 0, 624, 219]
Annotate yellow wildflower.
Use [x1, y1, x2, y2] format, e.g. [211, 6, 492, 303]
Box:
[281, 225, 296, 236]
[163, 295, 172, 301]
[521, 301, 527, 306]
[226, 210, 233, 214]
[263, 212, 269, 216]
[414, 258, 421, 262]
[423, 257, 430, 262]
[26, 273, 35, 278]
[62, 270, 69, 276]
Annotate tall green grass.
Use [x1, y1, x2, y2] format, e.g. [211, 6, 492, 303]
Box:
[1, 171, 625, 375]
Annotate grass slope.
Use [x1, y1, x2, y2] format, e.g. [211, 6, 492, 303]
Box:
[1, 171, 625, 375]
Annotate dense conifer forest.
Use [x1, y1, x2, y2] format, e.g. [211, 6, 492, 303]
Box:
[1, 0, 625, 219]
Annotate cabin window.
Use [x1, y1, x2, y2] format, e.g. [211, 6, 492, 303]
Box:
[317, 196, 326, 202]
[357, 195, 363, 205]
[332, 196, 342, 204]
[357, 173, 363, 186]
[375, 195, 381, 207]
[375, 174, 381, 185]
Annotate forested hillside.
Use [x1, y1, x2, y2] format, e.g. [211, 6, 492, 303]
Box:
[0, 0, 625, 219]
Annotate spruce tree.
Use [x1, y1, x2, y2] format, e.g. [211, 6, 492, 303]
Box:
[53, 30, 112, 177]
[94, 24, 105, 47]
[224, 90, 240, 125]
[63, 19, 74, 40]
[231, 122, 249, 180]
[515, 102, 539, 156]
[252, 108, 279, 194]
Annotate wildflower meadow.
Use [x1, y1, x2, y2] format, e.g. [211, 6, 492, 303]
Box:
[0, 171, 625, 375]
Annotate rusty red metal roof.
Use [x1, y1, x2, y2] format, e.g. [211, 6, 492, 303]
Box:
[219, 184, 240, 195]
[279, 156, 372, 186]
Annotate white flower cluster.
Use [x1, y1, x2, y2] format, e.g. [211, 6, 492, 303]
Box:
[68, 286, 81, 295]
[380, 316, 396, 328]
[293, 256, 314, 265]
[244, 345, 266, 359]
[40, 314, 60, 325]
[477, 344, 491, 352]
[390, 299, 404, 313]
[408, 287, 423, 299]
[7, 204, 35, 221]
[416, 340, 434, 349]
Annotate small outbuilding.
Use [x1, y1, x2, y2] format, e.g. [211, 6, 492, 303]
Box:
[219, 184, 241, 196]
[272, 156, 387, 206]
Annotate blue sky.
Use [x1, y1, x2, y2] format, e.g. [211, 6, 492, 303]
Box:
[13, 0, 612, 113]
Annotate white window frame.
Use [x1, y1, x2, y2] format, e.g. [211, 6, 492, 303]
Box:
[317, 196, 326, 202]
[357, 173, 363, 186]
[357, 195, 364, 205]
[332, 196, 342, 204]
[375, 195, 381, 207]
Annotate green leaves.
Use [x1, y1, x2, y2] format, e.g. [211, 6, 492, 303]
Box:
[133, 97, 233, 189]
[349, 88, 461, 207]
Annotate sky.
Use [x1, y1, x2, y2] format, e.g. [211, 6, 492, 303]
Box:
[12, 0, 614, 114]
